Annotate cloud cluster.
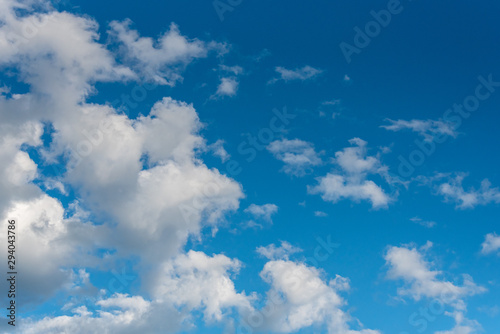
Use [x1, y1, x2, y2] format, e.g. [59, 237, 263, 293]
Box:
[267, 138, 322, 176]
[436, 174, 500, 209]
[381, 118, 458, 142]
[385, 243, 485, 333]
[309, 138, 392, 208]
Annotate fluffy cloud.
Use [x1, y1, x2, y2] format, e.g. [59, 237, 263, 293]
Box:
[214, 77, 239, 97]
[21, 294, 183, 334]
[481, 233, 500, 255]
[0, 195, 102, 302]
[256, 241, 302, 260]
[436, 174, 500, 209]
[308, 138, 392, 209]
[267, 138, 322, 176]
[244, 203, 279, 228]
[0, 0, 243, 308]
[385, 242, 485, 333]
[151, 251, 253, 322]
[109, 20, 219, 86]
[242, 259, 380, 334]
[381, 118, 458, 142]
[269, 65, 323, 84]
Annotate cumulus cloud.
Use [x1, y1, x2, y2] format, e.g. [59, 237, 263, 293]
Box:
[308, 138, 392, 209]
[269, 65, 323, 84]
[481, 233, 500, 255]
[213, 77, 239, 98]
[21, 294, 184, 334]
[381, 118, 458, 142]
[267, 138, 322, 176]
[385, 242, 485, 333]
[151, 251, 253, 322]
[244, 203, 279, 228]
[0, 0, 243, 313]
[243, 259, 380, 334]
[109, 20, 221, 86]
[435, 174, 500, 209]
[256, 241, 302, 260]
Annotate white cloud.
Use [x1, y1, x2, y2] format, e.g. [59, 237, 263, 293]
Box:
[385, 243, 485, 333]
[213, 77, 239, 97]
[246, 259, 380, 334]
[109, 20, 220, 86]
[308, 138, 392, 209]
[151, 250, 253, 322]
[0, 0, 243, 307]
[256, 241, 302, 260]
[267, 138, 322, 176]
[410, 217, 436, 228]
[244, 203, 279, 228]
[481, 233, 500, 255]
[315, 211, 328, 217]
[269, 65, 323, 84]
[208, 139, 230, 162]
[436, 174, 500, 209]
[219, 64, 243, 75]
[381, 118, 458, 142]
[21, 294, 184, 334]
[0, 194, 102, 302]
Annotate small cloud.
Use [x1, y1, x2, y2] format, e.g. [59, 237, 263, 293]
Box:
[219, 64, 244, 75]
[314, 211, 328, 217]
[435, 174, 500, 209]
[308, 138, 394, 209]
[244, 203, 278, 224]
[481, 233, 500, 255]
[267, 138, 322, 177]
[410, 217, 436, 228]
[212, 77, 239, 98]
[256, 241, 302, 260]
[269, 65, 323, 84]
[208, 139, 230, 162]
[477, 305, 500, 317]
[381, 118, 458, 142]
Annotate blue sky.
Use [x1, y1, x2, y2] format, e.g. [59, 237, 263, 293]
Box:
[0, 0, 499, 333]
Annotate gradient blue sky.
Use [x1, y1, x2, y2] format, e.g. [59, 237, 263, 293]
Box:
[0, 0, 499, 333]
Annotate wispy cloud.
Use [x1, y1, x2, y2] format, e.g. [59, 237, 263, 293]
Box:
[381, 118, 458, 142]
[481, 233, 500, 255]
[267, 138, 322, 176]
[268, 65, 323, 84]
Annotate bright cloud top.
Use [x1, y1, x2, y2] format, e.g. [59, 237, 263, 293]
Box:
[381, 118, 458, 142]
[308, 138, 392, 209]
[267, 138, 322, 176]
